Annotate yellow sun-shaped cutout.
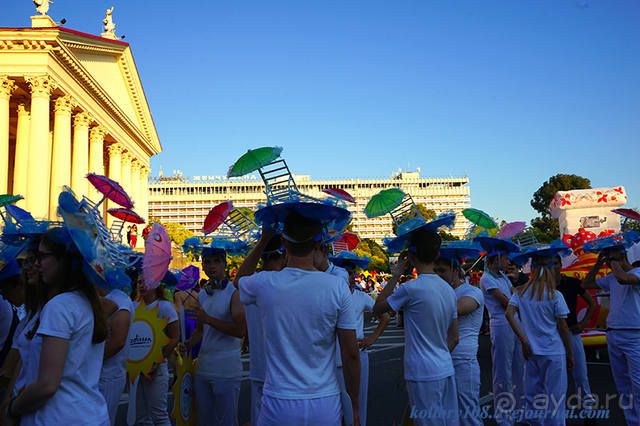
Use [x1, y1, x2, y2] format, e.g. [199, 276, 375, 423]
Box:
[171, 352, 198, 425]
[126, 302, 169, 383]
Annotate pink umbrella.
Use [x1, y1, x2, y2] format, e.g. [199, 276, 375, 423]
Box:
[203, 201, 233, 235]
[86, 173, 134, 209]
[498, 221, 527, 239]
[143, 223, 172, 290]
[322, 188, 356, 204]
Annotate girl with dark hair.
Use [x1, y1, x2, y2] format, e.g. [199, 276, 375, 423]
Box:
[2, 227, 110, 425]
[131, 274, 179, 426]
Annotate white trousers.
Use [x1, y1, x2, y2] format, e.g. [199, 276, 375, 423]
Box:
[607, 330, 640, 426]
[569, 332, 592, 403]
[99, 375, 126, 426]
[250, 380, 264, 426]
[193, 375, 241, 426]
[134, 363, 171, 426]
[258, 394, 341, 426]
[336, 366, 354, 426]
[523, 354, 567, 426]
[453, 358, 482, 426]
[359, 350, 369, 426]
[407, 376, 459, 426]
[490, 321, 525, 426]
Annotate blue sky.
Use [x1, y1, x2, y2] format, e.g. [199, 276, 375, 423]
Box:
[4, 0, 639, 223]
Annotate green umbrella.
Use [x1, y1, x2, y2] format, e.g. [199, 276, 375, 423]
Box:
[364, 188, 406, 218]
[0, 194, 24, 221]
[462, 208, 497, 229]
[227, 146, 283, 178]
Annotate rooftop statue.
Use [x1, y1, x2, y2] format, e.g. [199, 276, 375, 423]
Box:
[33, 0, 53, 15]
[102, 7, 117, 39]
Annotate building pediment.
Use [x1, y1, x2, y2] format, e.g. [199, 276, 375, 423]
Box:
[0, 26, 161, 156]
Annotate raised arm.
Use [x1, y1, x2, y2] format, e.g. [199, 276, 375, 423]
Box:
[373, 252, 409, 316]
[610, 260, 640, 285]
[233, 231, 272, 289]
[582, 253, 605, 290]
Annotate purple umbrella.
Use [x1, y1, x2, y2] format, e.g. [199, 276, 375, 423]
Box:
[498, 221, 527, 239]
[177, 265, 200, 291]
[86, 173, 134, 209]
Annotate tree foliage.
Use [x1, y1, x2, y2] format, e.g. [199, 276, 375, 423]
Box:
[354, 238, 389, 272]
[623, 208, 640, 233]
[530, 174, 591, 242]
[149, 218, 195, 246]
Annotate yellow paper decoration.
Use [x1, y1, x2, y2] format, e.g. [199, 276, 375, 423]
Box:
[126, 301, 169, 383]
[171, 352, 197, 425]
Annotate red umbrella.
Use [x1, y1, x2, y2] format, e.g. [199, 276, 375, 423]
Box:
[143, 223, 172, 290]
[108, 208, 145, 224]
[86, 173, 133, 209]
[322, 188, 356, 204]
[336, 232, 360, 251]
[613, 208, 640, 222]
[203, 201, 234, 235]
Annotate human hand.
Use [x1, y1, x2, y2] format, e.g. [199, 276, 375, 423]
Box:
[393, 251, 411, 277]
[521, 339, 532, 360]
[357, 335, 376, 350]
[570, 323, 585, 334]
[187, 301, 209, 324]
[567, 354, 575, 371]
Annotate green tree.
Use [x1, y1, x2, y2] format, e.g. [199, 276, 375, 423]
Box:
[149, 218, 195, 246]
[530, 174, 591, 243]
[623, 208, 640, 233]
[354, 238, 390, 272]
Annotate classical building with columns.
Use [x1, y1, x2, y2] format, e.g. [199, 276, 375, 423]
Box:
[0, 12, 160, 228]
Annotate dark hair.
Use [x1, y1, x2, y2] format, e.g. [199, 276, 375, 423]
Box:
[41, 229, 108, 343]
[262, 236, 285, 262]
[282, 211, 322, 257]
[409, 228, 441, 264]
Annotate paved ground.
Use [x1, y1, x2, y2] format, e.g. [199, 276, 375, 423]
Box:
[116, 317, 625, 425]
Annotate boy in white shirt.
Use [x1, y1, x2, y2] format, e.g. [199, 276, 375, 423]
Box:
[236, 211, 360, 425]
[374, 227, 459, 426]
[232, 236, 286, 426]
[582, 235, 640, 425]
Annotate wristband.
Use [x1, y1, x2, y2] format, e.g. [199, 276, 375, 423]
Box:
[518, 335, 527, 342]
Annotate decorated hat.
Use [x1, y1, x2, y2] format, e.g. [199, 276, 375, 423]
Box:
[182, 236, 250, 258]
[57, 188, 131, 292]
[438, 240, 483, 266]
[473, 231, 520, 256]
[383, 212, 456, 254]
[254, 195, 352, 235]
[0, 251, 21, 281]
[583, 230, 640, 254]
[510, 240, 572, 266]
[329, 251, 371, 269]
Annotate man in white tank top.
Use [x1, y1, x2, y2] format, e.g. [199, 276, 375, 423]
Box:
[183, 246, 246, 426]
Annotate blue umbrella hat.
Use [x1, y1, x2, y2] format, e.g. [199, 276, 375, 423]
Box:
[436, 240, 482, 284]
[583, 230, 640, 255]
[510, 240, 572, 267]
[383, 212, 457, 254]
[329, 251, 371, 270]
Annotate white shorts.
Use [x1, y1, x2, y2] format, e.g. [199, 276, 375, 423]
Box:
[258, 394, 341, 426]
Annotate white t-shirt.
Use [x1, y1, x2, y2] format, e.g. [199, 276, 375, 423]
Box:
[133, 299, 178, 361]
[508, 289, 569, 356]
[597, 268, 640, 329]
[12, 313, 41, 391]
[452, 284, 484, 360]
[0, 295, 13, 350]
[101, 289, 134, 381]
[196, 281, 242, 379]
[21, 291, 109, 426]
[480, 271, 513, 325]
[239, 268, 357, 399]
[326, 263, 350, 368]
[352, 290, 375, 340]
[387, 274, 457, 381]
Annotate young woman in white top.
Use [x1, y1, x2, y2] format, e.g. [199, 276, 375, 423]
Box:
[131, 275, 179, 426]
[506, 250, 574, 426]
[435, 252, 484, 426]
[3, 227, 110, 425]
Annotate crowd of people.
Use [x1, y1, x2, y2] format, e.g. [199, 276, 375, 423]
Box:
[0, 195, 639, 426]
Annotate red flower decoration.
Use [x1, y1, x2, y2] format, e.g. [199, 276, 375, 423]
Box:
[560, 198, 571, 206]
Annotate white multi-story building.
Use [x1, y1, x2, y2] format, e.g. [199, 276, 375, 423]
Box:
[148, 170, 472, 243]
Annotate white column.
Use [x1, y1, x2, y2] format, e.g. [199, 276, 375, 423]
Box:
[106, 143, 124, 226]
[121, 151, 132, 201]
[25, 75, 55, 218]
[130, 160, 141, 210]
[13, 102, 30, 205]
[0, 77, 16, 194]
[71, 112, 92, 199]
[88, 125, 106, 202]
[139, 165, 150, 224]
[49, 95, 75, 218]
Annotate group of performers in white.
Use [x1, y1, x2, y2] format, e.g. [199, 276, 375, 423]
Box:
[0, 198, 640, 426]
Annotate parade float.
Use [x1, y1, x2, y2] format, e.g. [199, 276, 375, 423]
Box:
[550, 186, 628, 349]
